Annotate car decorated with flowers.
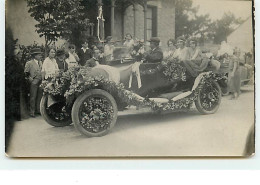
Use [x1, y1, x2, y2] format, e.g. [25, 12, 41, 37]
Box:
[40, 56, 223, 137]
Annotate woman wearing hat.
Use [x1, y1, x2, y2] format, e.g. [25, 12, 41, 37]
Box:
[42, 48, 59, 80]
[24, 47, 43, 117]
[104, 36, 115, 62]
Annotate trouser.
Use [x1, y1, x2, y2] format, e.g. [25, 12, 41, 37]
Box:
[29, 80, 42, 115]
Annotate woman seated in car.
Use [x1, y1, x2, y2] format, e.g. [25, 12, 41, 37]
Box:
[172, 36, 190, 61]
[182, 38, 209, 77]
[163, 38, 176, 60]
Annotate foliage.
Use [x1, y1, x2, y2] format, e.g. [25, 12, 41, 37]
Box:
[80, 97, 114, 133]
[139, 59, 187, 82]
[175, 0, 212, 42]
[41, 65, 222, 114]
[175, 0, 244, 44]
[27, 0, 94, 53]
[210, 12, 245, 44]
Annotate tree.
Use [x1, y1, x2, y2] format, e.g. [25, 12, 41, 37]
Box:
[27, 0, 93, 55]
[175, 0, 212, 42]
[210, 12, 244, 44]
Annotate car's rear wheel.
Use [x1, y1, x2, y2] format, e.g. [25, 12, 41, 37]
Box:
[195, 80, 221, 114]
[40, 95, 72, 127]
[72, 89, 118, 137]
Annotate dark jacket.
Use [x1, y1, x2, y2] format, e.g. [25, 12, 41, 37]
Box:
[56, 58, 68, 72]
[78, 48, 93, 66]
[85, 57, 100, 67]
[144, 47, 163, 63]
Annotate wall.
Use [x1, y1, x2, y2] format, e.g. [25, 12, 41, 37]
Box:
[6, 0, 45, 45]
[6, 0, 65, 46]
[123, 0, 175, 50]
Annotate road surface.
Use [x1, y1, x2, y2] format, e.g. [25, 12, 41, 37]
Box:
[7, 85, 254, 157]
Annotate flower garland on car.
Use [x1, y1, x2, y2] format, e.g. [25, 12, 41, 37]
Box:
[140, 59, 187, 82]
[41, 65, 223, 114]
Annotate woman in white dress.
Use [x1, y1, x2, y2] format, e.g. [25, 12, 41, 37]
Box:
[41, 48, 59, 80]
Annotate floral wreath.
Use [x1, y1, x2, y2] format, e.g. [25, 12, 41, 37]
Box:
[41, 66, 223, 112]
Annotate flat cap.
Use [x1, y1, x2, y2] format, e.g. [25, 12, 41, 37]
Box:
[148, 37, 160, 43]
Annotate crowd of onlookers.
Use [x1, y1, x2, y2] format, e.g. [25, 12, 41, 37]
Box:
[12, 33, 254, 118]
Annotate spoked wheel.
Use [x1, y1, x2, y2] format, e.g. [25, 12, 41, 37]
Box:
[72, 89, 118, 137]
[195, 80, 221, 114]
[40, 95, 72, 127]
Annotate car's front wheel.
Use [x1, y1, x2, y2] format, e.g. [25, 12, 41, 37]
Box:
[195, 80, 221, 114]
[72, 89, 118, 137]
[40, 95, 72, 127]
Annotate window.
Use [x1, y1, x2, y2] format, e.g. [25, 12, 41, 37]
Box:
[146, 6, 157, 39]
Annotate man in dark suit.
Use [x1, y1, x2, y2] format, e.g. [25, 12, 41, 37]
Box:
[85, 47, 102, 67]
[24, 48, 43, 117]
[144, 37, 163, 63]
[78, 40, 93, 66]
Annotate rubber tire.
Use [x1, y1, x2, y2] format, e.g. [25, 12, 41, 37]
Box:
[195, 80, 221, 114]
[40, 95, 72, 127]
[221, 86, 229, 96]
[72, 89, 118, 137]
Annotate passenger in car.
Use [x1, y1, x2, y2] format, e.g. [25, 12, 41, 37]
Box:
[163, 38, 176, 60]
[182, 39, 210, 77]
[172, 36, 189, 61]
[85, 47, 103, 67]
[104, 36, 115, 62]
[143, 37, 163, 63]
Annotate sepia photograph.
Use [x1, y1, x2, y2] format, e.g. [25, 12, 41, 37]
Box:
[5, 0, 254, 157]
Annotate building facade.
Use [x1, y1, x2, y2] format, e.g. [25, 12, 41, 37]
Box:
[6, 0, 175, 49]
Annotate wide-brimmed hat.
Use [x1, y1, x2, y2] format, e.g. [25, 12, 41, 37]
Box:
[56, 49, 65, 57]
[30, 48, 43, 55]
[148, 37, 160, 43]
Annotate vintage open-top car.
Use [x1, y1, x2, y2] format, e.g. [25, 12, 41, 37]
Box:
[40, 52, 223, 137]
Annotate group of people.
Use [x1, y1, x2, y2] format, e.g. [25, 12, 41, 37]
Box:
[22, 37, 123, 117]
[20, 34, 249, 117]
[140, 36, 247, 100]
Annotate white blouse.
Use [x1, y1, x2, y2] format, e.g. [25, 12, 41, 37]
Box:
[66, 52, 79, 68]
[42, 57, 59, 79]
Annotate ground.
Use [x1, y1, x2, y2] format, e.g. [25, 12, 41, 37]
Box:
[6, 85, 254, 157]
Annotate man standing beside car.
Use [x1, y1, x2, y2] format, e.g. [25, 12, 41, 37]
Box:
[24, 47, 43, 117]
